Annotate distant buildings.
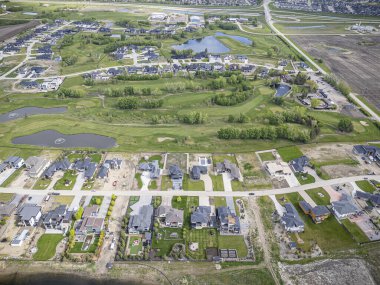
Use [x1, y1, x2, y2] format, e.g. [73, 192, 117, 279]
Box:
[289, 156, 310, 174]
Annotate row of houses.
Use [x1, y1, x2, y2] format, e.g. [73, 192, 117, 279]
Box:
[19, 77, 64, 91]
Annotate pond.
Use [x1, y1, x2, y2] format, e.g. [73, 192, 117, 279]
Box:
[171, 36, 230, 53]
[215, 32, 252, 45]
[275, 84, 291, 97]
[0, 107, 67, 123]
[12, 130, 116, 149]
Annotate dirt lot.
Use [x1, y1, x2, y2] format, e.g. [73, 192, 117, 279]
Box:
[300, 143, 356, 162]
[280, 258, 376, 285]
[165, 153, 188, 172]
[291, 35, 380, 110]
[0, 20, 40, 42]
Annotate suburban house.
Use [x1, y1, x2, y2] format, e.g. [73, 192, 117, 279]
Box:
[215, 160, 241, 180]
[17, 204, 42, 227]
[190, 165, 207, 180]
[217, 207, 240, 234]
[128, 205, 154, 234]
[43, 205, 72, 233]
[4, 156, 24, 169]
[97, 164, 109, 179]
[299, 201, 330, 223]
[289, 156, 310, 173]
[169, 165, 183, 190]
[25, 156, 50, 178]
[353, 145, 380, 162]
[0, 163, 7, 173]
[355, 191, 380, 207]
[82, 205, 99, 218]
[76, 217, 105, 241]
[191, 206, 216, 229]
[104, 158, 122, 170]
[138, 160, 161, 179]
[331, 194, 359, 219]
[280, 203, 304, 233]
[43, 158, 71, 179]
[155, 206, 184, 228]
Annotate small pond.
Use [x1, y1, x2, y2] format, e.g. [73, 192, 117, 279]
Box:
[172, 36, 230, 53]
[275, 84, 291, 97]
[0, 107, 67, 123]
[215, 32, 252, 45]
[12, 130, 116, 149]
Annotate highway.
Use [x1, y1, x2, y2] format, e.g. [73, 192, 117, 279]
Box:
[0, 175, 377, 198]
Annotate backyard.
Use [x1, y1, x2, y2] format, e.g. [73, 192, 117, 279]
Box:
[33, 234, 63, 261]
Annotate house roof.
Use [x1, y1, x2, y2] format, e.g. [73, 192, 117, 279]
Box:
[156, 206, 184, 224]
[128, 205, 153, 232]
[191, 206, 214, 225]
[281, 203, 304, 229]
[169, 165, 183, 180]
[289, 156, 309, 173]
[18, 204, 41, 221]
[332, 194, 358, 215]
[83, 205, 99, 218]
[217, 206, 240, 228]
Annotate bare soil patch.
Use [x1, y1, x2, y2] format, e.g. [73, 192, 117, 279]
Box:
[0, 20, 40, 42]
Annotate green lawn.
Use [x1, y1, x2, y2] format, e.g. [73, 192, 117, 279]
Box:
[186, 228, 218, 260]
[149, 179, 158, 190]
[217, 234, 248, 258]
[306, 188, 331, 205]
[172, 196, 198, 229]
[70, 236, 99, 253]
[152, 228, 184, 257]
[231, 180, 244, 191]
[135, 173, 143, 189]
[212, 197, 227, 208]
[33, 234, 63, 261]
[295, 173, 315, 185]
[258, 152, 275, 162]
[53, 170, 77, 190]
[33, 178, 51, 190]
[276, 193, 358, 253]
[129, 236, 143, 255]
[341, 219, 370, 243]
[0, 193, 14, 203]
[356, 180, 376, 193]
[277, 146, 303, 162]
[160, 175, 172, 191]
[211, 175, 224, 191]
[183, 174, 205, 191]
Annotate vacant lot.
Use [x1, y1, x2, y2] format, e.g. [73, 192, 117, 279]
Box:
[33, 234, 63, 261]
[291, 35, 380, 110]
[0, 20, 40, 41]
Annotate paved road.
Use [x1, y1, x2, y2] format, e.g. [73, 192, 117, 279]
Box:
[1, 175, 378, 198]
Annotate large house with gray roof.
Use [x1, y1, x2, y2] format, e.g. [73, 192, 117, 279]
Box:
[299, 201, 330, 223]
[43, 205, 72, 233]
[331, 194, 359, 219]
[215, 159, 241, 180]
[128, 205, 154, 234]
[191, 206, 216, 229]
[155, 206, 184, 228]
[355, 191, 380, 207]
[289, 156, 310, 174]
[190, 165, 207, 180]
[17, 204, 42, 227]
[4, 156, 24, 169]
[169, 165, 183, 190]
[280, 203, 304, 232]
[25, 156, 50, 178]
[139, 160, 160, 179]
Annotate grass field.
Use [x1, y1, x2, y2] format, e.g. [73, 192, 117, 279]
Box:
[33, 234, 63, 261]
[135, 173, 143, 189]
[258, 152, 275, 162]
[212, 197, 227, 208]
[186, 228, 218, 259]
[70, 236, 99, 254]
[306, 188, 331, 205]
[183, 174, 205, 191]
[356, 180, 376, 193]
[277, 146, 303, 162]
[211, 175, 224, 191]
[295, 173, 315, 185]
[218, 234, 248, 258]
[33, 178, 51, 190]
[53, 170, 77, 190]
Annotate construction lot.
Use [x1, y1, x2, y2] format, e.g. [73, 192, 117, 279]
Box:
[291, 35, 380, 110]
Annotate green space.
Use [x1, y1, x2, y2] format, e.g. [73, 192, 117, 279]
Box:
[295, 173, 315, 185]
[276, 193, 358, 253]
[356, 180, 376, 194]
[149, 179, 158, 190]
[217, 234, 248, 258]
[211, 175, 224, 191]
[160, 175, 172, 191]
[231, 180, 244, 191]
[135, 173, 143, 189]
[258, 152, 275, 162]
[33, 234, 63, 261]
[341, 219, 370, 243]
[183, 174, 205, 191]
[152, 227, 183, 257]
[0, 193, 14, 203]
[212, 197, 227, 208]
[306, 188, 331, 205]
[33, 178, 51, 190]
[53, 170, 77, 190]
[277, 146, 303, 162]
[70, 236, 99, 254]
[186, 228, 218, 259]
[128, 236, 143, 255]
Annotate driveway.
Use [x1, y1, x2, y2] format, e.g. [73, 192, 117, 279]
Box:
[140, 171, 151, 191]
[0, 168, 16, 185]
[269, 195, 285, 216]
[72, 172, 86, 193]
[323, 185, 342, 202]
[98, 196, 111, 218]
[82, 195, 92, 208]
[222, 173, 236, 214]
[200, 174, 212, 192]
[69, 194, 82, 211]
[199, 196, 210, 206]
[350, 215, 380, 241]
[299, 190, 317, 207]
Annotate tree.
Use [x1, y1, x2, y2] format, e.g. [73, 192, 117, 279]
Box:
[338, 118, 354, 132]
[311, 98, 321, 109]
[176, 196, 182, 203]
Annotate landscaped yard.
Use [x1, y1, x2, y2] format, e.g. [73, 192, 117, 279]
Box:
[277, 146, 303, 162]
[306, 188, 331, 205]
[135, 173, 143, 189]
[183, 174, 204, 191]
[212, 197, 227, 208]
[231, 180, 244, 191]
[186, 228, 218, 259]
[212, 154, 237, 166]
[152, 227, 184, 257]
[295, 173, 315, 185]
[218, 234, 248, 258]
[211, 175, 224, 191]
[33, 234, 63, 261]
[70, 236, 99, 254]
[276, 193, 358, 253]
[356, 180, 376, 193]
[33, 178, 51, 190]
[139, 154, 163, 168]
[53, 170, 77, 190]
[128, 236, 143, 255]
